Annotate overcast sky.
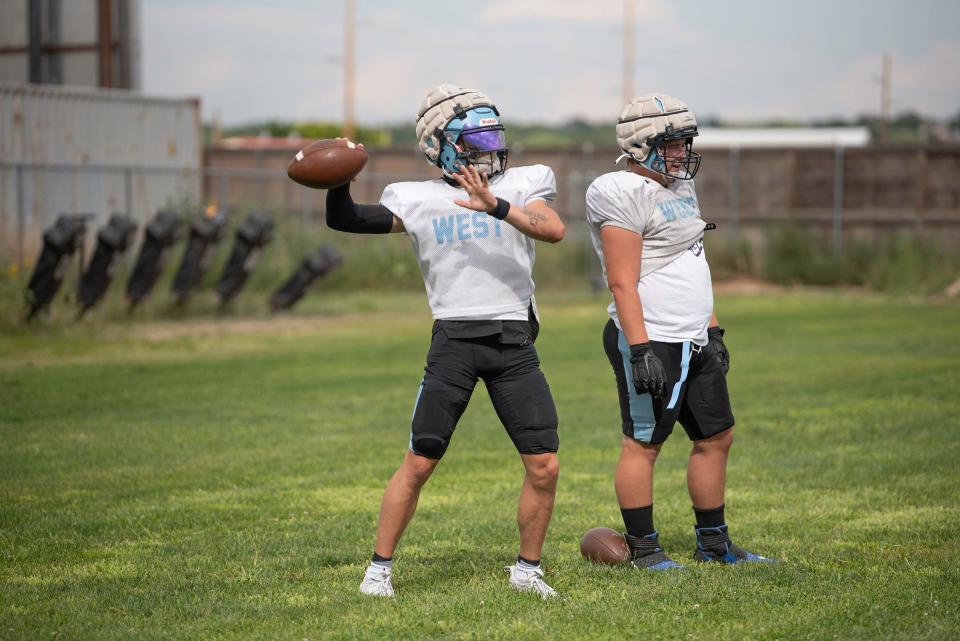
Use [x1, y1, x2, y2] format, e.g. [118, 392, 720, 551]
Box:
[142, 0, 960, 126]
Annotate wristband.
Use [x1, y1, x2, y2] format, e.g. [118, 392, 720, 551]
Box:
[488, 197, 511, 220]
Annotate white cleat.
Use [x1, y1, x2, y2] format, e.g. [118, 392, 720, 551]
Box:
[505, 564, 558, 600]
[359, 564, 395, 598]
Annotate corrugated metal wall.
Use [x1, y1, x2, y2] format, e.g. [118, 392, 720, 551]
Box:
[0, 82, 201, 258]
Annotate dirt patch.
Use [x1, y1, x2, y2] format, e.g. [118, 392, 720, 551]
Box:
[126, 311, 432, 342]
[945, 277, 960, 299]
[131, 316, 327, 342]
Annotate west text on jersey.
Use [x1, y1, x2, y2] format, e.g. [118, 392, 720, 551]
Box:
[656, 196, 699, 222]
[431, 212, 504, 244]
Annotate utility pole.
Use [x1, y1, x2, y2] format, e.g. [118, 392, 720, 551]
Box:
[879, 51, 891, 144]
[622, 0, 635, 106]
[343, 0, 356, 141]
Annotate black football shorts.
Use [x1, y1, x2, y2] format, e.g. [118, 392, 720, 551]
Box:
[408, 320, 559, 459]
[602, 319, 734, 444]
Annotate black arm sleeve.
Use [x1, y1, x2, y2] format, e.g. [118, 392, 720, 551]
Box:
[325, 183, 395, 234]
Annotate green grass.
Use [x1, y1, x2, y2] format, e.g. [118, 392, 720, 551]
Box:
[1, 292, 958, 641]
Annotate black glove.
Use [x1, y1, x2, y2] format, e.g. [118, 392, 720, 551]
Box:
[707, 326, 730, 374]
[629, 342, 666, 398]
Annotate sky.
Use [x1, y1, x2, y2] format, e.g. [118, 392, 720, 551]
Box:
[142, 0, 960, 126]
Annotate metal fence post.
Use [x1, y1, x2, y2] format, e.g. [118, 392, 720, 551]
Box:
[301, 186, 309, 248]
[254, 149, 264, 210]
[729, 147, 740, 237]
[95, 165, 103, 221]
[16, 164, 26, 273]
[218, 170, 229, 215]
[124, 167, 133, 216]
[833, 146, 844, 254]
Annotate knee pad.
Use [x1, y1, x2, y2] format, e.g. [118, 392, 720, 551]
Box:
[410, 434, 448, 459]
[410, 377, 469, 460]
[513, 425, 559, 455]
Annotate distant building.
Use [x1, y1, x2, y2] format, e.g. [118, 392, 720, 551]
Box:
[213, 135, 307, 152]
[0, 0, 141, 89]
[697, 127, 871, 148]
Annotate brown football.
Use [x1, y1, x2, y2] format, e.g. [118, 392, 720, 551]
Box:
[579, 527, 630, 565]
[286, 138, 368, 189]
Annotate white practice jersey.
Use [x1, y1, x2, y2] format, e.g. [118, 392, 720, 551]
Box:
[380, 164, 556, 320]
[586, 171, 713, 345]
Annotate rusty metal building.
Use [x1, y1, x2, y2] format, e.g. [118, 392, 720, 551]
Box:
[0, 0, 140, 89]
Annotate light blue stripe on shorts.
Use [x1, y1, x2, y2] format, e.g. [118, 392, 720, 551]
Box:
[617, 329, 656, 442]
[408, 378, 424, 451]
[666, 341, 691, 410]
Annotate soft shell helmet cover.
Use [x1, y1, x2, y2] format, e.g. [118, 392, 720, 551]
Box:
[416, 84, 508, 177]
[616, 94, 701, 180]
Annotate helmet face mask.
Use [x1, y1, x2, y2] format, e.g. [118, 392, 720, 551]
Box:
[643, 137, 701, 182]
[416, 85, 509, 179]
[447, 110, 508, 176]
[616, 94, 701, 183]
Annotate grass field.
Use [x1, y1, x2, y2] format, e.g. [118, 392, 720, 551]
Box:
[1, 291, 958, 641]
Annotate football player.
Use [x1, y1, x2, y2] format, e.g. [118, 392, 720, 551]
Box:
[325, 85, 564, 598]
[585, 94, 773, 569]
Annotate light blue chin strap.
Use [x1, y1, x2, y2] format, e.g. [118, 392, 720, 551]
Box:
[614, 150, 664, 172]
[644, 150, 666, 173]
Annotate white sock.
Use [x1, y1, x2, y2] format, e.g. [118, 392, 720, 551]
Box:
[516, 558, 540, 572]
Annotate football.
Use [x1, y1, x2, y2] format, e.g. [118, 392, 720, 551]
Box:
[286, 138, 368, 189]
[579, 527, 630, 565]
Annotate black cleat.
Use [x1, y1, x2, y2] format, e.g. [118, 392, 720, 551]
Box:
[625, 531, 683, 571]
[693, 525, 776, 564]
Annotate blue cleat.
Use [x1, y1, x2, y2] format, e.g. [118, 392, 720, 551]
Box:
[693, 524, 776, 564]
[625, 531, 684, 571]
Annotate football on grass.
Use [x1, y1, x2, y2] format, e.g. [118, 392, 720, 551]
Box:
[579, 527, 630, 565]
[287, 139, 368, 189]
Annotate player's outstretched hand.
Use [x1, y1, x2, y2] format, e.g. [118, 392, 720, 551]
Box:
[452, 164, 498, 213]
[629, 342, 666, 398]
[706, 326, 730, 374]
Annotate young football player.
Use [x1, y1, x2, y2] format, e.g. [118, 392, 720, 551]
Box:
[585, 94, 773, 569]
[325, 85, 564, 598]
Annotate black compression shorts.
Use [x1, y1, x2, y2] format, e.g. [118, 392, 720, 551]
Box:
[408, 321, 559, 459]
[602, 319, 734, 444]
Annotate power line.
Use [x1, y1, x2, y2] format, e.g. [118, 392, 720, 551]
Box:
[622, 0, 635, 106]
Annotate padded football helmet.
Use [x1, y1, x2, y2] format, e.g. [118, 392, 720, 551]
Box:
[616, 94, 700, 181]
[416, 84, 508, 178]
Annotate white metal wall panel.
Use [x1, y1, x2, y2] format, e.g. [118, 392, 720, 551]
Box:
[0, 56, 27, 84]
[59, 52, 99, 89]
[61, 0, 98, 42]
[0, 2, 28, 46]
[0, 83, 200, 166]
[0, 83, 201, 258]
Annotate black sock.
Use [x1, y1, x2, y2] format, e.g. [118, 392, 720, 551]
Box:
[693, 504, 725, 529]
[372, 552, 392, 564]
[621, 504, 655, 538]
[517, 555, 540, 568]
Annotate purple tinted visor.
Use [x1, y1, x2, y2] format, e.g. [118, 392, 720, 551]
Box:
[460, 126, 506, 152]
